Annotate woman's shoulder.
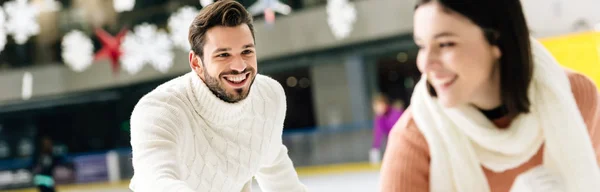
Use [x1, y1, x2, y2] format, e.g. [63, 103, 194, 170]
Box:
[564, 69, 599, 121]
[381, 107, 431, 191]
[389, 107, 430, 155]
[391, 108, 416, 130]
[564, 69, 600, 165]
[565, 69, 598, 93]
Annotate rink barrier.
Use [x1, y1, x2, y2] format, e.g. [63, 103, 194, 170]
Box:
[2, 162, 381, 192]
[0, 121, 379, 191]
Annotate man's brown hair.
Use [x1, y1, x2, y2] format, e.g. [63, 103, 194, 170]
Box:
[188, 0, 255, 60]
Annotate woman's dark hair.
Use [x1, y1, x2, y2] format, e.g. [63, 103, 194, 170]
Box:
[416, 0, 533, 115]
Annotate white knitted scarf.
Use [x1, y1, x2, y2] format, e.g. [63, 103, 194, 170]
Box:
[410, 37, 600, 192]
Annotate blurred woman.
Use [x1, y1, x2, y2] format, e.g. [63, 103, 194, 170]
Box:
[380, 0, 600, 191]
[370, 94, 403, 164]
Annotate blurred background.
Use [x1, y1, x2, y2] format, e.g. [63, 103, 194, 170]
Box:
[0, 0, 598, 191]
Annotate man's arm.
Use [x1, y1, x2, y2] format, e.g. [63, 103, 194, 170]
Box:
[129, 96, 196, 192]
[255, 144, 306, 192]
[254, 77, 307, 192]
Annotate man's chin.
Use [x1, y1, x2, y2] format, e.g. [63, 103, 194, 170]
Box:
[217, 88, 248, 103]
[217, 75, 255, 103]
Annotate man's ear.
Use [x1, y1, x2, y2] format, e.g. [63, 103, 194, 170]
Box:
[189, 51, 203, 76]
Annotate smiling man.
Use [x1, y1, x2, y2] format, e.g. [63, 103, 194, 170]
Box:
[127, 1, 307, 191]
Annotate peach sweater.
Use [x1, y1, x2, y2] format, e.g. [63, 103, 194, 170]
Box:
[380, 71, 600, 192]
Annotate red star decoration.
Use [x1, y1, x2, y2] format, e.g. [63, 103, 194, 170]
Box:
[94, 27, 128, 74]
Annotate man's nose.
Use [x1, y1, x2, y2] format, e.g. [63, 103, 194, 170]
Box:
[230, 57, 247, 73]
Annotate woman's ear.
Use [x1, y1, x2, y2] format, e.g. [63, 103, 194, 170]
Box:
[492, 45, 502, 60]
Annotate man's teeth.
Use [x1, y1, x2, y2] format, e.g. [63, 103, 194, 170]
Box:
[225, 75, 246, 83]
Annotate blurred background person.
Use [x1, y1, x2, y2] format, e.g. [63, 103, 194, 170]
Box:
[391, 99, 405, 112]
[30, 136, 62, 192]
[369, 94, 403, 164]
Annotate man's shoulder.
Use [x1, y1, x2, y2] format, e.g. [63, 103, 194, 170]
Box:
[134, 73, 192, 112]
[254, 74, 285, 100]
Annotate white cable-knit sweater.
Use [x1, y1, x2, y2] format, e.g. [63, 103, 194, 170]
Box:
[128, 72, 307, 192]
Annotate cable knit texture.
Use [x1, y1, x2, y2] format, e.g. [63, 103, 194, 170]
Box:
[380, 42, 600, 191]
[129, 72, 307, 192]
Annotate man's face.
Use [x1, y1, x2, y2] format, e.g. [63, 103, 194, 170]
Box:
[190, 24, 257, 103]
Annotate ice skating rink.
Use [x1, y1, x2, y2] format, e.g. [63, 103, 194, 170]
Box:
[64, 171, 379, 192]
[6, 163, 381, 192]
[252, 170, 380, 192]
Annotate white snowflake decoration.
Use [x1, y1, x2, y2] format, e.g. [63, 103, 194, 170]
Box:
[200, 0, 214, 7]
[326, 0, 356, 40]
[168, 6, 199, 52]
[113, 0, 135, 13]
[120, 23, 174, 75]
[4, 0, 40, 45]
[0, 9, 7, 53]
[61, 30, 94, 72]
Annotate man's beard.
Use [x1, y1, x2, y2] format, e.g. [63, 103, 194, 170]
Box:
[203, 69, 255, 103]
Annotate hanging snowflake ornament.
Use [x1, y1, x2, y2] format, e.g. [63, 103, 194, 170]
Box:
[4, 0, 40, 45]
[113, 0, 135, 13]
[120, 23, 174, 75]
[168, 6, 199, 52]
[0, 9, 7, 53]
[200, 0, 214, 7]
[327, 0, 357, 40]
[61, 30, 94, 72]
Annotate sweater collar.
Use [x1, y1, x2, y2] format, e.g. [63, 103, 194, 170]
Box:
[187, 72, 252, 124]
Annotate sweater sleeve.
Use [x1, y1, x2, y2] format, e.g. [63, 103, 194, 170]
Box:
[256, 144, 307, 192]
[568, 72, 600, 165]
[129, 95, 196, 192]
[380, 109, 430, 192]
[254, 77, 307, 192]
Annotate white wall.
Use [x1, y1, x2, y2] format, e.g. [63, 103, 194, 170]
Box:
[310, 62, 354, 128]
[522, 0, 600, 37]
